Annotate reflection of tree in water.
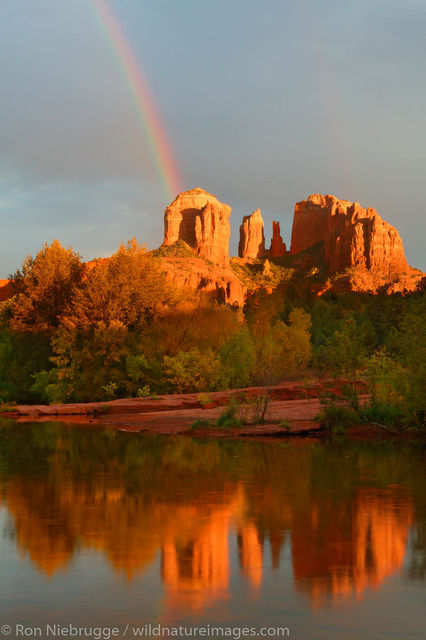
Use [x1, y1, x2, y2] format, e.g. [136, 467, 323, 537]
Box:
[0, 421, 425, 609]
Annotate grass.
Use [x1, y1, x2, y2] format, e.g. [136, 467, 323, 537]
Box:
[215, 397, 242, 429]
[278, 420, 292, 431]
[190, 419, 212, 430]
[316, 402, 360, 431]
[152, 240, 195, 259]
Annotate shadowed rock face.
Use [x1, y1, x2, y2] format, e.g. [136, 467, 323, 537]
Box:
[163, 188, 231, 266]
[0, 279, 13, 302]
[291, 194, 410, 275]
[238, 209, 265, 259]
[269, 221, 286, 257]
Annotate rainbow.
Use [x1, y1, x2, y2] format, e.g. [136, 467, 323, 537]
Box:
[89, 0, 181, 202]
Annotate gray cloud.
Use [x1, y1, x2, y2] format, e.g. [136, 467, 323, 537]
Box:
[0, 0, 425, 275]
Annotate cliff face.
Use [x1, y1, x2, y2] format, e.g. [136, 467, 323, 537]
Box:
[291, 194, 410, 276]
[158, 252, 245, 307]
[238, 209, 265, 259]
[163, 188, 231, 266]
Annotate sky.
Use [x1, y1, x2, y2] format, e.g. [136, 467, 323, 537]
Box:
[1, 0, 425, 276]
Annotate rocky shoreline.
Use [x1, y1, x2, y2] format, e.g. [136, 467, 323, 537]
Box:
[1, 380, 374, 438]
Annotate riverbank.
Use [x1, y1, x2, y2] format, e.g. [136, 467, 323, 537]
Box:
[0, 380, 377, 437]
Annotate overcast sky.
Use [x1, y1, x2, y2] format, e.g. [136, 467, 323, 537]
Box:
[1, 0, 425, 276]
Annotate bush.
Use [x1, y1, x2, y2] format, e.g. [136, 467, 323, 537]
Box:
[360, 401, 405, 428]
[190, 419, 212, 430]
[317, 402, 360, 430]
[31, 369, 70, 404]
[163, 348, 223, 393]
[238, 392, 272, 425]
[136, 385, 152, 398]
[216, 397, 242, 428]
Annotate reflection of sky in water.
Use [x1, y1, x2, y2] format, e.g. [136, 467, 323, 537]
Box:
[0, 424, 425, 639]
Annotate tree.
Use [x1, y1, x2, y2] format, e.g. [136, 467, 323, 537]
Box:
[8, 240, 84, 331]
[163, 348, 223, 393]
[32, 323, 135, 403]
[62, 239, 175, 329]
[0, 327, 50, 402]
[251, 308, 312, 386]
[219, 327, 256, 388]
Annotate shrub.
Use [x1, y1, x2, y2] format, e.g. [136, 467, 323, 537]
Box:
[317, 402, 359, 430]
[216, 397, 242, 428]
[238, 391, 272, 424]
[136, 385, 152, 398]
[102, 381, 118, 399]
[190, 419, 212, 430]
[198, 393, 212, 406]
[163, 348, 223, 393]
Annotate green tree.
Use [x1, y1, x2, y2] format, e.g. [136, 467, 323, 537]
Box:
[318, 317, 368, 382]
[0, 328, 50, 402]
[252, 308, 312, 386]
[219, 327, 256, 388]
[163, 348, 223, 393]
[31, 323, 134, 403]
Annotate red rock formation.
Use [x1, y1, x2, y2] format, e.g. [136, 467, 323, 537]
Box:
[159, 253, 245, 306]
[238, 209, 265, 259]
[0, 279, 13, 302]
[163, 188, 231, 266]
[291, 194, 411, 275]
[269, 221, 286, 257]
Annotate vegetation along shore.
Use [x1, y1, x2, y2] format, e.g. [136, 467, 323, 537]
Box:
[0, 189, 424, 436]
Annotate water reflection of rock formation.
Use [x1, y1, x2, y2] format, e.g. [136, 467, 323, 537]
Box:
[4, 475, 412, 609]
[291, 488, 412, 605]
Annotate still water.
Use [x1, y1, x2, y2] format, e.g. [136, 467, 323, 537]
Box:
[0, 421, 425, 639]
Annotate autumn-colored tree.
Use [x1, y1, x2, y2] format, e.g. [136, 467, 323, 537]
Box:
[143, 299, 241, 357]
[8, 240, 84, 331]
[62, 239, 175, 329]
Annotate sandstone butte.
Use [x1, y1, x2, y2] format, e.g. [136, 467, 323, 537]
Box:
[0, 189, 423, 305]
[290, 193, 423, 294]
[238, 209, 265, 259]
[291, 193, 409, 273]
[238, 213, 286, 259]
[163, 187, 231, 266]
[269, 221, 286, 257]
[161, 188, 244, 305]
